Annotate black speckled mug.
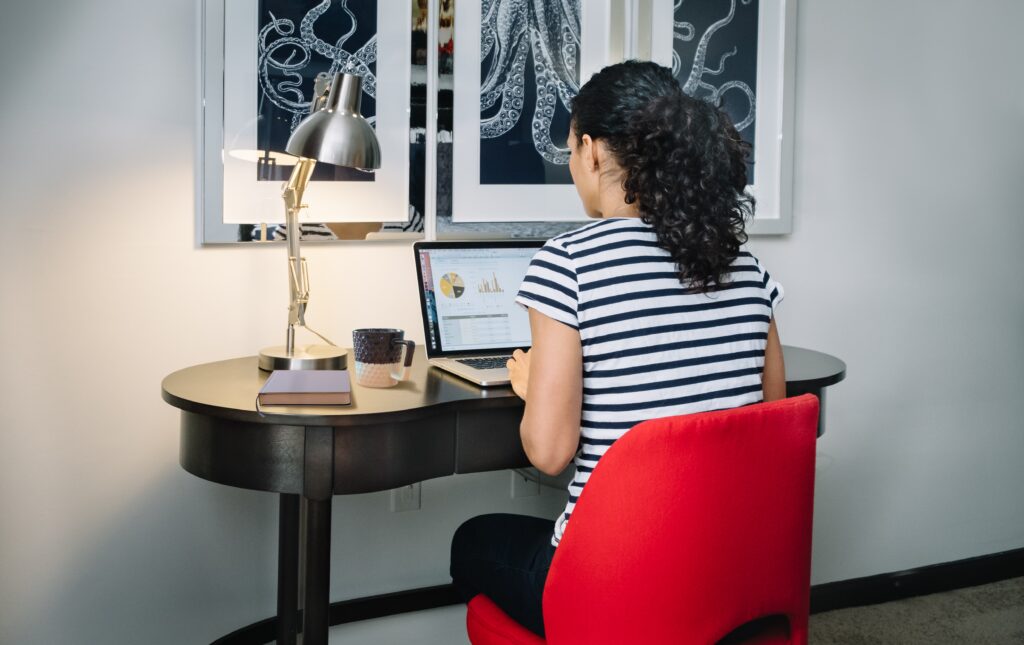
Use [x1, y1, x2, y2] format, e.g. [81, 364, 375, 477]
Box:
[352, 328, 416, 388]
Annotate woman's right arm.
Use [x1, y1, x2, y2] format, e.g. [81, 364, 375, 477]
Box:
[763, 317, 786, 402]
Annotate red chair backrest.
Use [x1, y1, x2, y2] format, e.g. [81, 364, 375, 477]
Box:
[542, 395, 820, 645]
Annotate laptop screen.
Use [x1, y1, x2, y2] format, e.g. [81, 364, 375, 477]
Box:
[414, 242, 543, 356]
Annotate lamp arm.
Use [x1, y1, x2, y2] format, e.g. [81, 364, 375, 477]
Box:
[310, 73, 333, 113]
[281, 71, 331, 314]
[282, 158, 317, 354]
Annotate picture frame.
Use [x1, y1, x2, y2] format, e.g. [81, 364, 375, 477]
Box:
[449, 0, 795, 234]
[450, 0, 612, 223]
[200, 0, 412, 241]
[650, 0, 797, 234]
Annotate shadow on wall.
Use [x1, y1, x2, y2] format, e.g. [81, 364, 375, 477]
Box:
[13, 464, 569, 644]
[12, 471, 279, 645]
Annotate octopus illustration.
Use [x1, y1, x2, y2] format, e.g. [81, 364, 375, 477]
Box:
[258, 0, 378, 132]
[673, 0, 756, 132]
[479, 0, 581, 165]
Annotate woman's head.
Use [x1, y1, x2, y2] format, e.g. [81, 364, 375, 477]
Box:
[568, 60, 752, 292]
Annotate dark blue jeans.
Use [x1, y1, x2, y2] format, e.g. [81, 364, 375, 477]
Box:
[450, 513, 557, 637]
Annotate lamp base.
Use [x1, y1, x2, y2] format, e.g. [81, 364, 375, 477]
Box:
[258, 345, 348, 371]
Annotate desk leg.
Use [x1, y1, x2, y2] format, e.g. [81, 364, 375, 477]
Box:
[816, 388, 827, 436]
[302, 496, 332, 645]
[277, 494, 300, 645]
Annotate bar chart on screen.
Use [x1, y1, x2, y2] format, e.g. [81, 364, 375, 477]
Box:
[477, 273, 504, 294]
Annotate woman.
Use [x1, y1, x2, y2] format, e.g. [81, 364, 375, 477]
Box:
[450, 60, 785, 637]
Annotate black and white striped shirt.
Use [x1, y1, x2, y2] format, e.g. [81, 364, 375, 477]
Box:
[514, 217, 784, 546]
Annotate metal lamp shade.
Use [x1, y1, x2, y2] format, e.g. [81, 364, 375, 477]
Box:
[285, 73, 381, 170]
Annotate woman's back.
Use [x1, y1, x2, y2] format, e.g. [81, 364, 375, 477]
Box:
[450, 61, 786, 639]
[517, 216, 782, 545]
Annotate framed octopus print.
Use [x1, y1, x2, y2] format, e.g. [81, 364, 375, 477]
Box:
[450, 0, 795, 233]
[201, 0, 412, 232]
[451, 0, 611, 222]
[655, 0, 796, 234]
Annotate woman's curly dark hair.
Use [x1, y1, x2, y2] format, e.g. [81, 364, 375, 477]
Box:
[570, 60, 753, 292]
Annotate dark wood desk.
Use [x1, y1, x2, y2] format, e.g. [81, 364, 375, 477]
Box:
[162, 345, 845, 645]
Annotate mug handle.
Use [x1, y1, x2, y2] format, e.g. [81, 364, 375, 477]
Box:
[390, 340, 416, 382]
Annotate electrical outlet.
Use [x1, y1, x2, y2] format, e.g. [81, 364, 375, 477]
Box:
[511, 469, 540, 498]
[390, 483, 421, 512]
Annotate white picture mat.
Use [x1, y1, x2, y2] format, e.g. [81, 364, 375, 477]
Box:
[452, 1, 613, 223]
[213, 0, 411, 225]
[652, 0, 796, 234]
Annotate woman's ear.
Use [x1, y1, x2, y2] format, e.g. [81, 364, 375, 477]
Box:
[580, 133, 599, 172]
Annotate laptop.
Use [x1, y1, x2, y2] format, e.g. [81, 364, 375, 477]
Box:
[413, 240, 544, 386]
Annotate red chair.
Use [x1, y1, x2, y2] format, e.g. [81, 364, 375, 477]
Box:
[466, 394, 820, 645]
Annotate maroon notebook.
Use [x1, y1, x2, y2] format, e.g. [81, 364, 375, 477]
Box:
[258, 370, 351, 406]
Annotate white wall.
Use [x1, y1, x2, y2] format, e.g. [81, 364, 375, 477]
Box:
[0, 0, 1021, 643]
[754, 0, 1024, 583]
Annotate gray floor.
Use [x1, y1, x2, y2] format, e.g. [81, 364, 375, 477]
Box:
[328, 604, 469, 645]
[326, 577, 1024, 644]
[809, 576, 1024, 645]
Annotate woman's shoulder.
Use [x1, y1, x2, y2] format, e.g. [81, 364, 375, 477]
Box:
[732, 249, 757, 265]
[734, 249, 776, 274]
[552, 217, 653, 250]
[730, 249, 784, 308]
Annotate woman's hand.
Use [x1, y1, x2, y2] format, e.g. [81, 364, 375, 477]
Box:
[507, 348, 531, 400]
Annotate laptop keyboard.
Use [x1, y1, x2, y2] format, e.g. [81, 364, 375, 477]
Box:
[455, 356, 512, 370]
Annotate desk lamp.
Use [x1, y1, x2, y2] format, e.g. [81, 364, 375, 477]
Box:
[258, 72, 381, 371]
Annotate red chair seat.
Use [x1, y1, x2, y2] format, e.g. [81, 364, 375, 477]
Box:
[468, 596, 792, 645]
[467, 594, 545, 645]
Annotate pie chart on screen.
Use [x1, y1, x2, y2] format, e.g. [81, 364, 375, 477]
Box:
[439, 273, 465, 298]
